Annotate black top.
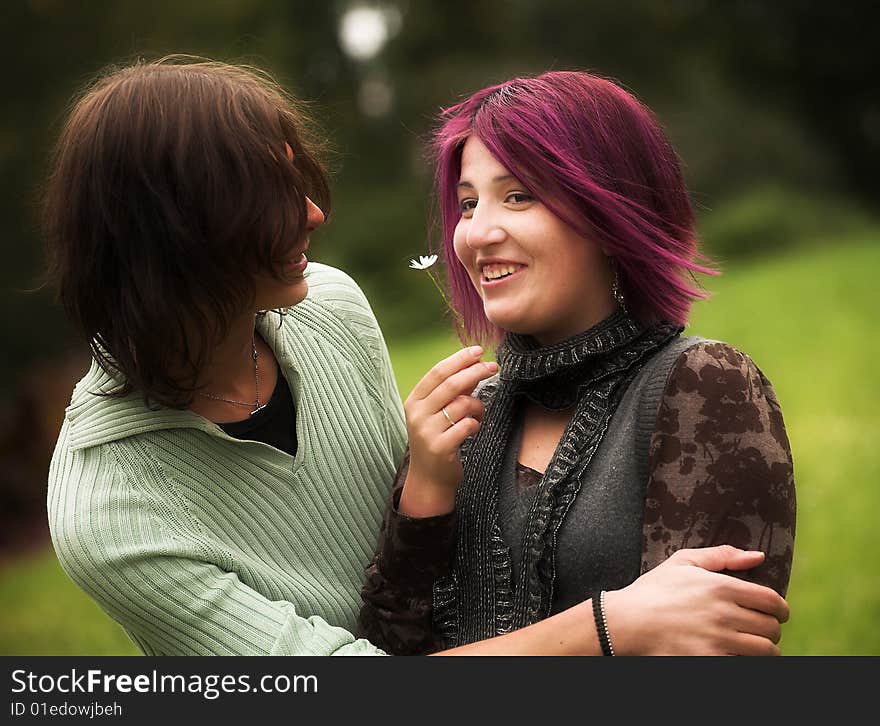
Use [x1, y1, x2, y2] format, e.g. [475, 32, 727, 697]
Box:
[217, 375, 298, 457]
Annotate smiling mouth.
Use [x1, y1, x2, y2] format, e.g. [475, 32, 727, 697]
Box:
[481, 263, 524, 282]
[284, 252, 308, 275]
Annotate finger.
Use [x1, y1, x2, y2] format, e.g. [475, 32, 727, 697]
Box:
[434, 415, 482, 452]
[725, 632, 780, 657]
[435, 400, 486, 446]
[720, 550, 768, 572]
[409, 347, 485, 401]
[408, 393, 483, 443]
[729, 580, 790, 623]
[731, 608, 782, 644]
[425, 360, 498, 411]
[443, 395, 486, 425]
[671, 545, 764, 572]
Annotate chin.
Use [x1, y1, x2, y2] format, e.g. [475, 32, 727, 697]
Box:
[483, 301, 533, 328]
[259, 279, 309, 311]
[484, 308, 534, 337]
[287, 280, 309, 306]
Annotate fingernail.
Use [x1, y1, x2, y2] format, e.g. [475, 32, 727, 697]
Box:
[469, 346, 483, 356]
[485, 362, 499, 372]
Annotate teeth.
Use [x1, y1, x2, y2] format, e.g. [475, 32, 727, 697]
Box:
[482, 264, 519, 280]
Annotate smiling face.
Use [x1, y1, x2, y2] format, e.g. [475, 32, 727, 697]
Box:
[252, 194, 325, 310]
[252, 143, 326, 310]
[452, 136, 616, 345]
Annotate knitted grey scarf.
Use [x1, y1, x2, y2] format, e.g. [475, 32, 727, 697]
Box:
[433, 309, 681, 646]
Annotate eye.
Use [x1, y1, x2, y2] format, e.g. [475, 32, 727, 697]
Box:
[458, 198, 477, 217]
[506, 192, 534, 206]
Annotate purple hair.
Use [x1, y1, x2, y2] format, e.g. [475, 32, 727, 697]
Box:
[432, 71, 715, 343]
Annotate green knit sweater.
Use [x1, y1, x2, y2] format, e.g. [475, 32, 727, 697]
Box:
[47, 263, 407, 655]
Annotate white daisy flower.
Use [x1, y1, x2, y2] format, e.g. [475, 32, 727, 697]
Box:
[408, 252, 464, 330]
[409, 254, 438, 270]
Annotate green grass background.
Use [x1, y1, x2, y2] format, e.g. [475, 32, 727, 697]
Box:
[1, 236, 877, 655]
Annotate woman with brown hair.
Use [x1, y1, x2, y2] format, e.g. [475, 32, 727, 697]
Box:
[45, 58, 789, 655]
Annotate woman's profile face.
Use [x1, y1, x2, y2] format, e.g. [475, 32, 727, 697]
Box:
[252, 194, 324, 311]
[452, 136, 615, 344]
[253, 144, 325, 311]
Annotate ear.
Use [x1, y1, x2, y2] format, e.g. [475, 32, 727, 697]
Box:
[284, 143, 294, 162]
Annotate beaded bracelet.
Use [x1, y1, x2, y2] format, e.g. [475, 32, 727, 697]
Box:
[591, 590, 615, 656]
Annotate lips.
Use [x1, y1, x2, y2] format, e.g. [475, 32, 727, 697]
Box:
[478, 259, 526, 286]
[285, 252, 308, 276]
[482, 263, 524, 281]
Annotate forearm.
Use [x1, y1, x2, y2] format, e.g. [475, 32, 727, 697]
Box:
[430, 545, 789, 657]
[432, 599, 602, 656]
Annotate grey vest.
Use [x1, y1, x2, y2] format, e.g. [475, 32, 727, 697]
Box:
[496, 335, 704, 612]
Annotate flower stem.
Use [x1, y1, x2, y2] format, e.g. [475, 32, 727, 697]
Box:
[426, 270, 464, 330]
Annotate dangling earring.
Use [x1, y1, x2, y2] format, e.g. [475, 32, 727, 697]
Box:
[610, 258, 627, 311]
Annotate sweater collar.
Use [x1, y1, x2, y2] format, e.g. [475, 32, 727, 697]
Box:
[66, 311, 293, 451]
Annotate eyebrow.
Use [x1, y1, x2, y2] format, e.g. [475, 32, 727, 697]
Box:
[457, 174, 517, 189]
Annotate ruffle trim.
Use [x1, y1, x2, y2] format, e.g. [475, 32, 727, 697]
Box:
[498, 309, 643, 383]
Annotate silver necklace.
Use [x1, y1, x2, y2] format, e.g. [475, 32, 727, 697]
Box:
[197, 334, 267, 415]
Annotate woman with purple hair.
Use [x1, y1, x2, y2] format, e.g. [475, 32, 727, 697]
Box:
[359, 71, 796, 655]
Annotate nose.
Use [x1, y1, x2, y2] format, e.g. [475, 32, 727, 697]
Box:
[465, 203, 506, 249]
[305, 196, 325, 231]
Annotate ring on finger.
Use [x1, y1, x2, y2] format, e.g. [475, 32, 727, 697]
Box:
[440, 406, 457, 428]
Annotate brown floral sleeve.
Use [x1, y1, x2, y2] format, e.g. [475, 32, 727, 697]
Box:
[357, 452, 455, 655]
[641, 342, 796, 596]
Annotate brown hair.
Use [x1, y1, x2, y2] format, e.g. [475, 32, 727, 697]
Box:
[42, 56, 330, 409]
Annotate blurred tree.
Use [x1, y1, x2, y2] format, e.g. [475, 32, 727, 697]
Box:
[2, 0, 877, 403]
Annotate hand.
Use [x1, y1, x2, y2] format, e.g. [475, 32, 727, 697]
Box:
[400, 346, 498, 517]
[604, 546, 790, 656]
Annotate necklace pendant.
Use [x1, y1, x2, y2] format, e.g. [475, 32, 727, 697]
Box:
[250, 402, 268, 416]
